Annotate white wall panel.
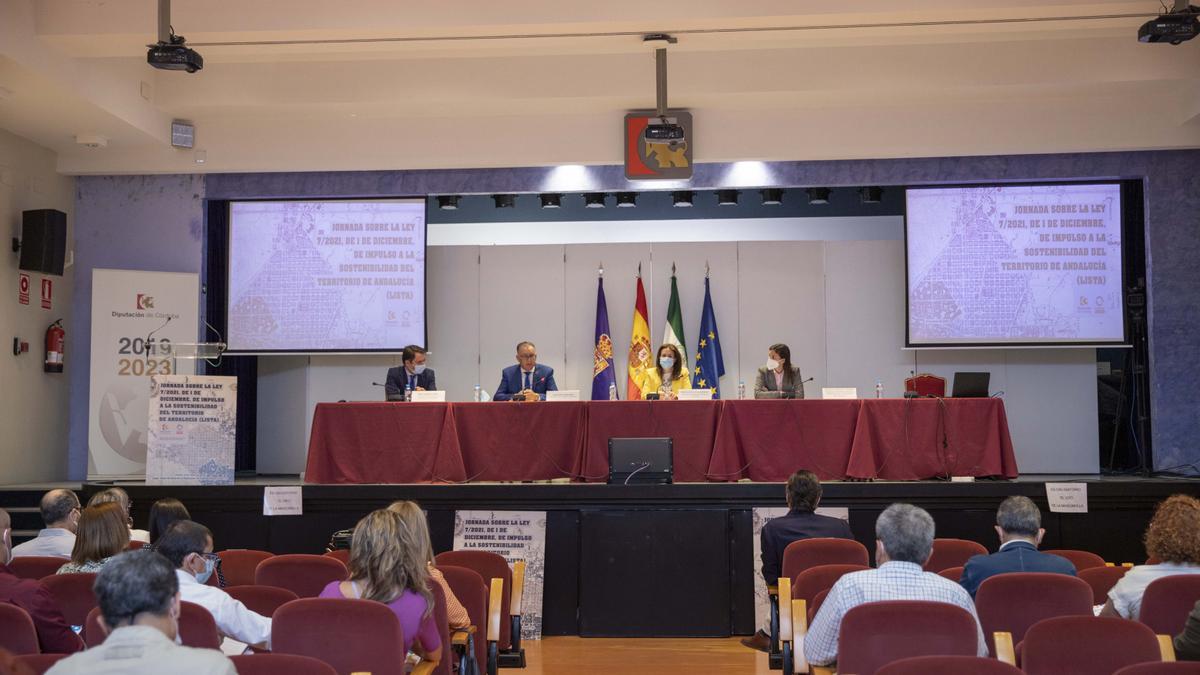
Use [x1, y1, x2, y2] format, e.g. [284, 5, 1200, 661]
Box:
[427, 245, 480, 400]
[478, 246, 566, 396]
[256, 356, 309, 474]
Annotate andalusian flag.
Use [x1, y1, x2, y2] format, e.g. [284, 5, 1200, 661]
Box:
[662, 267, 688, 373]
[626, 272, 653, 400]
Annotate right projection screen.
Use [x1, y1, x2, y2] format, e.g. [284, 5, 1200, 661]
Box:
[905, 182, 1125, 347]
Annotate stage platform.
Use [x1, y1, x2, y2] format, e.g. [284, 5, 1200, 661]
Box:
[4, 474, 1198, 637]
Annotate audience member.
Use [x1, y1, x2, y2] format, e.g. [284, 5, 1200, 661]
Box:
[388, 500, 471, 630]
[804, 503, 987, 666]
[320, 509, 441, 661]
[147, 498, 191, 545]
[45, 550, 235, 675]
[742, 469, 855, 652]
[56, 503, 129, 574]
[0, 509, 84, 654]
[1103, 494, 1200, 619]
[1175, 599, 1200, 661]
[87, 487, 151, 543]
[155, 520, 271, 648]
[959, 495, 1076, 597]
[10, 489, 79, 559]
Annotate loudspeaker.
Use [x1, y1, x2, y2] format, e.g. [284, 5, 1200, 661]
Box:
[607, 437, 673, 485]
[19, 209, 67, 276]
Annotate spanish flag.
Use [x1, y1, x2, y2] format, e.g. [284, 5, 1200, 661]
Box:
[627, 272, 653, 400]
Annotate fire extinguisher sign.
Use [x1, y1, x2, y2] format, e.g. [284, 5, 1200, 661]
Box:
[40, 278, 53, 310]
[18, 273, 30, 305]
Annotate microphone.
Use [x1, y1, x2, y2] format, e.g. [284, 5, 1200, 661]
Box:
[371, 382, 387, 387]
[146, 316, 172, 360]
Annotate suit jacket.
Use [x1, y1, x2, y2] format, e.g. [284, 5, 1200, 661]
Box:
[958, 540, 1076, 597]
[384, 366, 437, 399]
[760, 509, 855, 585]
[1175, 599, 1200, 661]
[754, 366, 804, 399]
[639, 368, 693, 400]
[0, 564, 84, 654]
[494, 364, 557, 401]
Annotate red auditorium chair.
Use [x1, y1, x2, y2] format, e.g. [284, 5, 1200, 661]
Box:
[938, 566, 964, 583]
[254, 554, 347, 598]
[229, 653, 337, 675]
[904, 373, 947, 398]
[837, 601, 980, 675]
[924, 538, 988, 572]
[1139, 575, 1200, 636]
[179, 601, 221, 649]
[7, 556, 68, 580]
[1079, 565, 1129, 605]
[1115, 663, 1200, 674]
[975, 572, 1093, 656]
[323, 549, 350, 565]
[810, 588, 832, 622]
[775, 538, 870, 652]
[13, 653, 68, 674]
[0, 603, 41, 655]
[217, 549, 275, 587]
[435, 551, 516, 653]
[790, 564, 869, 624]
[224, 585, 300, 617]
[1044, 549, 1107, 571]
[428, 579, 452, 675]
[273, 598, 418, 675]
[127, 540, 145, 550]
[1019, 616, 1171, 675]
[877, 654, 1023, 675]
[438, 564, 489, 675]
[83, 607, 105, 647]
[39, 573, 97, 627]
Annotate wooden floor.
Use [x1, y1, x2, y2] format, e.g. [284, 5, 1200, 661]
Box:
[522, 637, 771, 674]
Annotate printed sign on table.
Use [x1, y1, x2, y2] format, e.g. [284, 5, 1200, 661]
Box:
[453, 510, 547, 639]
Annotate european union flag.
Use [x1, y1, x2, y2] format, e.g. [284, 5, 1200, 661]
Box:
[693, 276, 725, 398]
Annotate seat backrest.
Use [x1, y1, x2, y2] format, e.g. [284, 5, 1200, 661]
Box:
[217, 550, 275, 587]
[323, 549, 350, 565]
[975, 572, 1093, 654]
[1139, 575, 1200, 635]
[13, 653, 69, 675]
[1022, 616, 1162, 675]
[1079, 566, 1129, 605]
[438, 564, 487, 670]
[809, 588, 832, 624]
[0, 603, 41, 655]
[1043, 549, 1107, 571]
[254, 554, 347, 598]
[84, 606, 106, 647]
[273, 597, 406, 675]
[435, 550, 513, 650]
[8, 557, 68, 581]
[39, 572, 97, 627]
[905, 374, 947, 398]
[1114, 663, 1200, 675]
[837, 600, 980, 675]
[428, 578, 452, 675]
[781, 538, 870, 581]
[877, 655, 1023, 675]
[938, 566, 965, 583]
[924, 539, 988, 572]
[229, 653, 338, 675]
[179, 601, 221, 649]
[223, 585, 300, 618]
[791, 564, 870, 604]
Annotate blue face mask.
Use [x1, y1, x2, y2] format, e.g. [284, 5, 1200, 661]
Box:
[194, 556, 215, 585]
[412, 364, 427, 375]
[659, 356, 675, 370]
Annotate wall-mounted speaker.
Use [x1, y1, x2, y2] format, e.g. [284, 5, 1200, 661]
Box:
[19, 209, 67, 276]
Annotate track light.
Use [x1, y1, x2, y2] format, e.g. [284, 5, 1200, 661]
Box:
[672, 190, 694, 207]
[584, 193, 607, 208]
[717, 189, 740, 206]
[540, 193, 563, 209]
[492, 194, 516, 208]
[807, 188, 831, 205]
[436, 195, 460, 210]
[860, 186, 884, 203]
[760, 188, 784, 205]
[616, 192, 638, 208]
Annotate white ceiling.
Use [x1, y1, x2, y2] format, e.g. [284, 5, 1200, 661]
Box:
[0, 0, 1197, 175]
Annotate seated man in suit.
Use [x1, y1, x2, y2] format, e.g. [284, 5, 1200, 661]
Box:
[494, 341, 557, 401]
[385, 345, 436, 400]
[959, 495, 1075, 598]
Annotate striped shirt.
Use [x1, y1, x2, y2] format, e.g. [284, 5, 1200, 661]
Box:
[804, 560, 988, 666]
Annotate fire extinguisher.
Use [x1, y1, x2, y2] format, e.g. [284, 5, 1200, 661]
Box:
[45, 319, 64, 373]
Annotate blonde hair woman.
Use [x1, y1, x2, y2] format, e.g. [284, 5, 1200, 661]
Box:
[319, 509, 441, 660]
[389, 500, 471, 630]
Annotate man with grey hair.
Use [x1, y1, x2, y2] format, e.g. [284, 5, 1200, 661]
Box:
[11, 489, 80, 558]
[46, 550, 235, 675]
[804, 503, 987, 666]
[958, 495, 1075, 597]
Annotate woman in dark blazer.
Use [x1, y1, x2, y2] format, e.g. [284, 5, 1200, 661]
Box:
[754, 343, 804, 399]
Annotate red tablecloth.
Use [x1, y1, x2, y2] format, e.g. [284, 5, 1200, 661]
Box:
[707, 400, 863, 481]
[305, 403, 466, 483]
[582, 401, 723, 482]
[449, 402, 587, 481]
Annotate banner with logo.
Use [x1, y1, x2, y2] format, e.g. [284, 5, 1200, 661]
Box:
[88, 269, 199, 479]
[624, 110, 693, 180]
[751, 506, 851, 631]
[453, 510, 546, 639]
[146, 375, 236, 485]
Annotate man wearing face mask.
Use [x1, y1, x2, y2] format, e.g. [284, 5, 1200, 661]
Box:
[0, 508, 84, 655]
[385, 345, 436, 400]
[11, 489, 80, 559]
[155, 520, 271, 649]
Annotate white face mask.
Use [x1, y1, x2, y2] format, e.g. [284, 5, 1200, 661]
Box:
[766, 358, 781, 371]
[411, 364, 427, 375]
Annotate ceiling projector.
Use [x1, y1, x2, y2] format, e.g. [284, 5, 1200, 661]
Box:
[643, 116, 685, 145]
[147, 35, 203, 73]
[1138, 6, 1200, 44]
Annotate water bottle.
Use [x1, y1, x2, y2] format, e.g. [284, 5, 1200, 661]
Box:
[875, 379, 884, 399]
[405, 380, 413, 402]
[737, 380, 746, 400]
[473, 384, 482, 403]
[608, 383, 617, 401]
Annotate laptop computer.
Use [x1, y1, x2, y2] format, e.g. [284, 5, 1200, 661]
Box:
[951, 372, 991, 398]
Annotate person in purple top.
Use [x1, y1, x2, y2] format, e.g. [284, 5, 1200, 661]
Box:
[319, 509, 441, 662]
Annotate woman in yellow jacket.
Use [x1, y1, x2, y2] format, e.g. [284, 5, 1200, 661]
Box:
[640, 344, 692, 400]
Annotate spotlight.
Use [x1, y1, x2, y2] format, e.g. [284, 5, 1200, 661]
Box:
[616, 192, 637, 208]
[436, 195, 460, 210]
[860, 186, 884, 204]
[584, 193, 607, 208]
[760, 188, 784, 205]
[493, 194, 516, 208]
[807, 188, 831, 205]
[672, 190, 694, 207]
[540, 193, 563, 209]
[717, 189, 740, 206]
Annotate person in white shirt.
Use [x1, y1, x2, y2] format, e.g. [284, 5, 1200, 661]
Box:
[11, 489, 79, 559]
[155, 519, 272, 649]
[46, 549, 235, 675]
[1102, 494, 1200, 620]
[87, 487, 151, 543]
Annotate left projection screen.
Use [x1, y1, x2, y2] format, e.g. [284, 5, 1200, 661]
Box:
[226, 199, 426, 352]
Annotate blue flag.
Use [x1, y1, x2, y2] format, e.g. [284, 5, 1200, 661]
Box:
[591, 276, 618, 400]
[693, 276, 726, 398]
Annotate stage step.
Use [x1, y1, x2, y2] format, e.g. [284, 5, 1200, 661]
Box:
[0, 490, 49, 545]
